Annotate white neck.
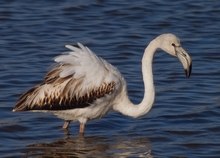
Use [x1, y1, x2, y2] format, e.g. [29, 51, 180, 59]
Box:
[113, 39, 158, 118]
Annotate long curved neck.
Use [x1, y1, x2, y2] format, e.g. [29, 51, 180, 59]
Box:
[113, 39, 158, 118]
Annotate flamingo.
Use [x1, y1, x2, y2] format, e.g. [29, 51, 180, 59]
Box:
[13, 33, 192, 134]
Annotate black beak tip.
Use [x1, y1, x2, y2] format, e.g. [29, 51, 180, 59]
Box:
[185, 63, 192, 78]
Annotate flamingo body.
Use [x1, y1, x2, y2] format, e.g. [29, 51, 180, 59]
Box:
[13, 33, 192, 134]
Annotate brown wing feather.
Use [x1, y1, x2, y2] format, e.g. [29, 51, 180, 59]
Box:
[13, 64, 116, 111]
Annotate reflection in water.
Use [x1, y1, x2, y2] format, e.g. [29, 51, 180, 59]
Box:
[26, 135, 152, 157]
[2, 0, 220, 157]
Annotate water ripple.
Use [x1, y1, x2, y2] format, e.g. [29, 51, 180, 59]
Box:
[0, 0, 220, 157]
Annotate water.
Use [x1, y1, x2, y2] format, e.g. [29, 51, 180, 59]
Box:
[0, 0, 220, 157]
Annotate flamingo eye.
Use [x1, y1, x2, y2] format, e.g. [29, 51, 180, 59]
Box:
[172, 43, 176, 47]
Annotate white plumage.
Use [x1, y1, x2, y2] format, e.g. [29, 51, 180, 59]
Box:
[13, 33, 192, 134]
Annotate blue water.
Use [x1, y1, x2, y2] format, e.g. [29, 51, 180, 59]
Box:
[1, 0, 220, 157]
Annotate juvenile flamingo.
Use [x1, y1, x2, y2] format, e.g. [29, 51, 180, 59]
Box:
[13, 33, 192, 134]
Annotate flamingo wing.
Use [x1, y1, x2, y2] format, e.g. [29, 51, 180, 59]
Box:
[13, 43, 121, 111]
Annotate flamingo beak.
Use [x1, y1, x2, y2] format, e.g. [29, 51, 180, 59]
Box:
[175, 47, 192, 78]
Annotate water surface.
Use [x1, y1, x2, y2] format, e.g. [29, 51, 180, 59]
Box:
[0, 0, 220, 157]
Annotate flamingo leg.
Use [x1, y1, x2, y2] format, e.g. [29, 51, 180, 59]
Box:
[79, 123, 85, 134]
[63, 120, 70, 129]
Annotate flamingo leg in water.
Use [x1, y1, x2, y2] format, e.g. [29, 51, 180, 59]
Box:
[79, 123, 85, 134]
[63, 121, 70, 129]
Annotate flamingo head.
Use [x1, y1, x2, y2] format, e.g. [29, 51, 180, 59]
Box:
[155, 33, 192, 78]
